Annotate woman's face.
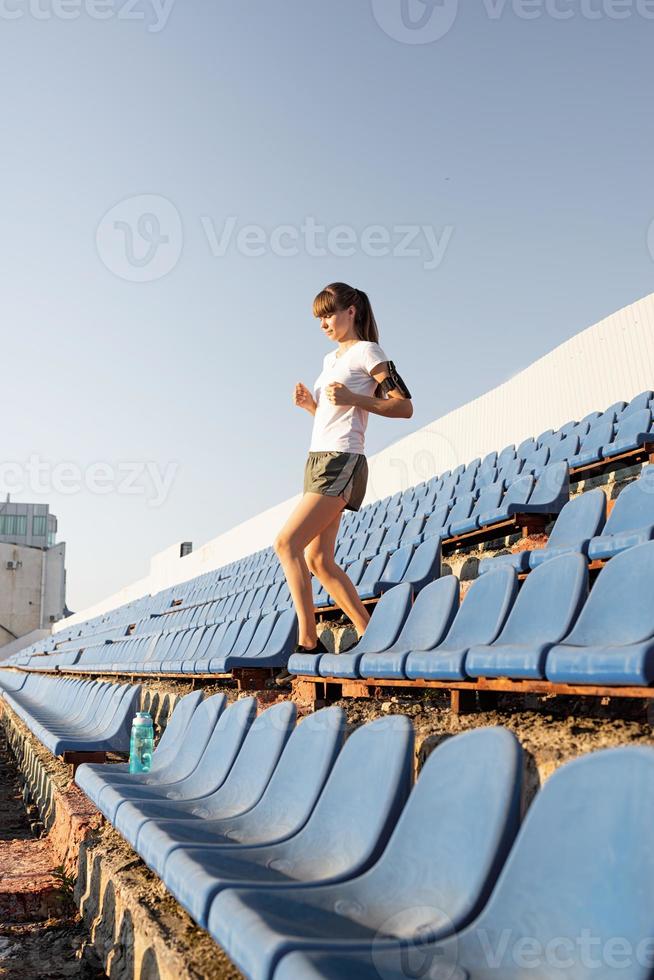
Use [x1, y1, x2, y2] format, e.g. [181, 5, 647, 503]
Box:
[318, 305, 355, 342]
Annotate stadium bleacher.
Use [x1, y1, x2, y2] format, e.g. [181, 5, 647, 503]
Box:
[1, 388, 654, 977]
[0, 389, 652, 700]
[64, 696, 653, 980]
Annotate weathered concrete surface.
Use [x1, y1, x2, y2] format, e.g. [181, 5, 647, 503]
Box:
[1, 694, 244, 979]
[76, 824, 243, 980]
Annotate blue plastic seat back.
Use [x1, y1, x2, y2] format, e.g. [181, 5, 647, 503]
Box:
[548, 488, 606, 547]
[385, 506, 403, 526]
[456, 464, 479, 495]
[263, 715, 414, 877]
[423, 505, 450, 537]
[170, 697, 257, 800]
[237, 611, 278, 658]
[383, 519, 406, 547]
[152, 691, 203, 762]
[446, 492, 475, 526]
[357, 554, 387, 589]
[470, 482, 504, 518]
[364, 527, 385, 554]
[579, 420, 614, 452]
[480, 475, 533, 522]
[401, 515, 425, 542]
[344, 557, 366, 586]
[521, 445, 549, 472]
[497, 444, 516, 468]
[474, 466, 498, 489]
[538, 428, 562, 449]
[614, 408, 653, 442]
[393, 576, 459, 651]
[353, 583, 413, 654]
[351, 727, 523, 937]
[379, 545, 413, 585]
[400, 537, 441, 592]
[561, 541, 654, 646]
[548, 433, 580, 465]
[496, 553, 588, 645]
[480, 450, 498, 470]
[516, 437, 536, 459]
[620, 389, 653, 419]
[526, 461, 569, 510]
[598, 399, 627, 424]
[604, 470, 654, 535]
[192, 701, 297, 817]
[222, 707, 346, 840]
[452, 745, 654, 978]
[443, 567, 518, 648]
[497, 455, 523, 485]
[227, 615, 262, 658]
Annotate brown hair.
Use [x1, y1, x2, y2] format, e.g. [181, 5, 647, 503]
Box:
[313, 282, 380, 344]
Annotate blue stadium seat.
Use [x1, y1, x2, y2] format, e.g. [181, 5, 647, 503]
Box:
[126, 707, 346, 877]
[567, 420, 615, 469]
[358, 577, 459, 679]
[369, 538, 441, 597]
[3, 676, 141, 755]
[353, 554, 389, 600]
[479, 488, 606, 574]
[111, 697, 257, 843]
[448, 483, 505, 537]
[315, 584, 414, 679]
[619, 389, 653, 420]
[598, 399, 627, 424]
[546, 541, 654, 685]
[223, 608, 296, 670]
[357, 546, 413, 601]
[440, 492, 476, 537]
[76, 690, 203, 801]
[210, 727, 522, 980]
[516, 461, 569, 514]
[273, 743, 654, 980]
[132, 702, 297, 861]
[521, 445, 550, 476]
[161, 715, 414, 929]
[466, 553, 588, 679]
[602, 408, 654, 458]
[406, 567, 518, 680]
[547, 433, 579, 465]
[477, 474, 534, 527]
[588, 470, 654, 560]
[419, 504, 451, 541]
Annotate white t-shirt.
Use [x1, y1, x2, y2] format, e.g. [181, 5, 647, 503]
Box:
[309, 340, 388, 454]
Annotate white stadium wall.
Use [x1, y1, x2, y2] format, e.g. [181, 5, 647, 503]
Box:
[56, 291, 654, 631]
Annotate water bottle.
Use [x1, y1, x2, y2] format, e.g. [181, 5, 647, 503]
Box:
[129, 712, 155, 773]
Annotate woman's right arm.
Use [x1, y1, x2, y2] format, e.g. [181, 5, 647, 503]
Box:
[294, 382, 317, 416]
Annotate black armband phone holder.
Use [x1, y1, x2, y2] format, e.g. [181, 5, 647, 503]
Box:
[379, 361, 411, 399]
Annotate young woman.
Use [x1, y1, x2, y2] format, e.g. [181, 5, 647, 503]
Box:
[273, 282, 413, 679]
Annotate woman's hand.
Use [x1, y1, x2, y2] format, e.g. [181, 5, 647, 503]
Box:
[294, 382, 317, 414]
[324, 382, 357, 407]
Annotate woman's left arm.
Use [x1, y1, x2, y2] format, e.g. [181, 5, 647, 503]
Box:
[324, 364, 413, 419]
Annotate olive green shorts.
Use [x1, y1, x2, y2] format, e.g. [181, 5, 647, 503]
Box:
[303, 451, 368, 512]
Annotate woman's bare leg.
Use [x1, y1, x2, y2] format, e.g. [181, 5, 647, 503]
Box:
[305, 512, 371, 637]
[274, 492, 348, 647]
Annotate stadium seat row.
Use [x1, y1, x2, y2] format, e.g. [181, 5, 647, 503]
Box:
[291, 539, 654, 686]
[74, 692, 654, 980]
[0, 674, 140, 754]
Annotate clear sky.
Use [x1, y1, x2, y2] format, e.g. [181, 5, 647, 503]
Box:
[1, 0, 653, 611]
